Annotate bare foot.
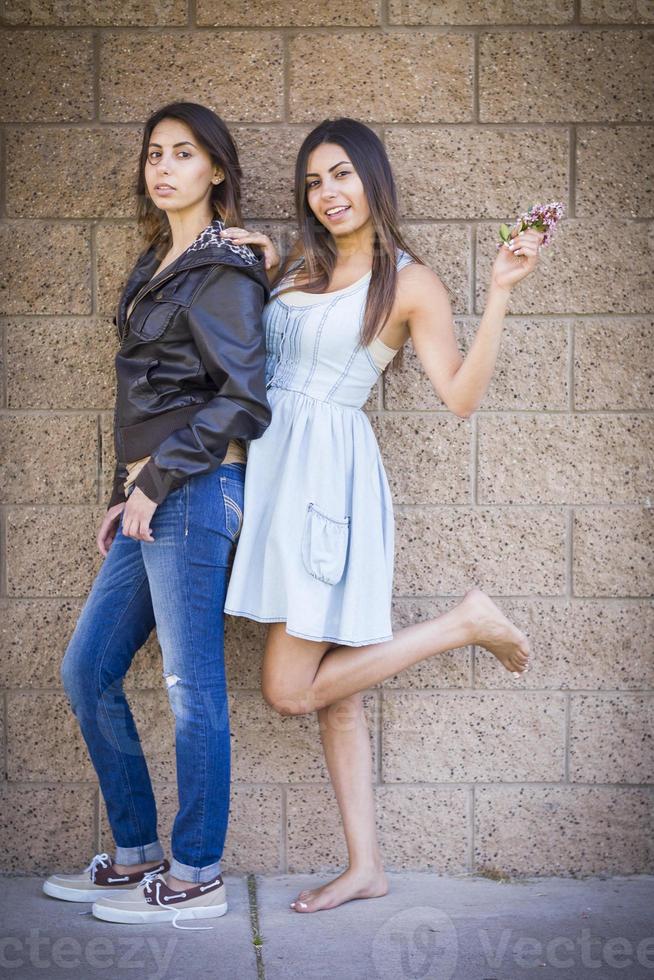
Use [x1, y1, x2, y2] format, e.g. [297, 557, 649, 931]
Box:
[460, 587, 531, 675]
[290, 866, 389, 913]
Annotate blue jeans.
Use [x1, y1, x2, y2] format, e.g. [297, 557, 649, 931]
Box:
[60, 462, 245, 884]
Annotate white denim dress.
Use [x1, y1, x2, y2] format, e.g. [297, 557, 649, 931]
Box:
[224, 249, 414, 646]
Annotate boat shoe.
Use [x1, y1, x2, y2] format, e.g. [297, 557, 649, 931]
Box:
[91, 869, 228, 926]
[43, 852, 170, 902]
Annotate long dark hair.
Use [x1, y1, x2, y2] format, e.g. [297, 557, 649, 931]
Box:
[274, 118, 427, 349]
[135, 102, 244, 257]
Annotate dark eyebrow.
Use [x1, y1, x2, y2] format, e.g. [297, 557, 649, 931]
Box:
[305, 160, 351, 179]
[148, 141, 198, 149]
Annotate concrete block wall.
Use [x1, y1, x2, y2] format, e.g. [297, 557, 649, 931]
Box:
[0, 0, 652, 876]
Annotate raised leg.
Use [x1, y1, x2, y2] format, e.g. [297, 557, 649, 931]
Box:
[262, 587, 530, 716]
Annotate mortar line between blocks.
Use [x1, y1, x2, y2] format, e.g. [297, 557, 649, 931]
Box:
[568, 319, 575, 411]
[280, 785, 288, 872]
[246, 874, 266, 980]
[93, 787, 101, 852]
[91, 31, 100, 122]
[469, 784, 475, 872]
[282, 32, 290, 123]
[564, 692, 571, 782]
[569, 124, 577, 218]
[97, 414, 103, 505]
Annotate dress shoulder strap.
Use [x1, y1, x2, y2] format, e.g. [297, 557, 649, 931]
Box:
[395, 248, 414, 272]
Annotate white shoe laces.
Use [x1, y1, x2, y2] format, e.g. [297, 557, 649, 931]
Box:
[137, 869, 214, 931]
[84, 852, 111, 882]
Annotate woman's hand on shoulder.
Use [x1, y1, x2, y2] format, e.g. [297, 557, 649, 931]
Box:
[220, 226, 280, 274]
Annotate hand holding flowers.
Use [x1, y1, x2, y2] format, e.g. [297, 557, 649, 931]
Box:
[490, 201, 565, 293]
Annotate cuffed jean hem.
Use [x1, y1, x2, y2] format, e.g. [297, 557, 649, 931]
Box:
[170, 857, 222, 884]
[114, 839, 165, 866]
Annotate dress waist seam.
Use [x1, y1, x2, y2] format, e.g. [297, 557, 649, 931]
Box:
[267, 384, 364, 413]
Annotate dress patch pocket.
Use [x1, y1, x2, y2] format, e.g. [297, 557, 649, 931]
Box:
[301, 502, 350, 586]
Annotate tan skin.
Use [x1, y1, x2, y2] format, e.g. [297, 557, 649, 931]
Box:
[221, 142, 545, 913]
[98, 117, 227, 892]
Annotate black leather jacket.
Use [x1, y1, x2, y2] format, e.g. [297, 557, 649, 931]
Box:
[108, 218, 271, 508]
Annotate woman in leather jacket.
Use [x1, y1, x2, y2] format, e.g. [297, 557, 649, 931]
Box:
[44, 103, 271, 925]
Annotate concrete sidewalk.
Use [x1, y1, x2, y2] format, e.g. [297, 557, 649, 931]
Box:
[1, 872, 653, 979]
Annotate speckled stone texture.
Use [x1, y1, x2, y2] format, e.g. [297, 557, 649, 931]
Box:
[369, 413, 472, 505]
[1, 4, 652, 878]
[99, 32, 285, 122]
[0, 414, 98, 504]
[399, 223, 472, 314]
[286, 784, 470, 872]
[384, 321, 569, 411]
[394, 506, 566, 595]
[2, 1, 188, 25]
[5, 318, 116, 409]
[6, 507, 104, 596]
[6, 127, 142, 218]
[389, 0, 575, 24]
[477, 414, 653, 504]
[580, 0, 654, 23]
[0, 598, 83, 688]
[386, 127, 569, 219]
[197, 0, 379, 26]
[574, 318, 654, 409]
[569, 693, 654, 783]
[230, 692, 378, 783]
[101, 782, 283, 873]
[95, 221, 144, 316]
[474, 786, 653, 875]
[289, 32, 474, 122]
[233, 126, 310, 219]
[0, 221, 91, 315]
[573, 508, 654, 597]
[472, 599, 654, 690]
[381, 692, 567, 782]
[479, 31, 654, 122]
[576, 127, 654, 217]
[0, 784, 97, 874]
[0, 30, 93, 122]
[476, 219, 654, 314]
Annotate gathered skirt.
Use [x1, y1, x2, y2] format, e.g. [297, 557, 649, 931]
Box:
[224, 387, 395, 646]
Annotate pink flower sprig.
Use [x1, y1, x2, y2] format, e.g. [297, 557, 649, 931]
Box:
[497, 201, 565, 250]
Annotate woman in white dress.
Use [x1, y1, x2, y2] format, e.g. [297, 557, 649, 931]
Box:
[223, 118, 544, 913]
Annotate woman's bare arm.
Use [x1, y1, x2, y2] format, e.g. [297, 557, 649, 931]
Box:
[401, 228, 544, 418]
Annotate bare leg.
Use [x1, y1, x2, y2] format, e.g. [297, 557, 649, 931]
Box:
[290, 694, 388, 913]
[262, 587, 530, 715]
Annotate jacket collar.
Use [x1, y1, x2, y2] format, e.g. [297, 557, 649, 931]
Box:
[117, 217, 268, 336]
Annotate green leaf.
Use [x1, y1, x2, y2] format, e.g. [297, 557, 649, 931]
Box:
[499, 223, 510, 242]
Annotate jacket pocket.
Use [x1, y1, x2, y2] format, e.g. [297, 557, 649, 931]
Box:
[301, 502, 350, 586]
[133, 358, 160, 396]
[131, 301, 178, 342]
[220, 473, 245, 542]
